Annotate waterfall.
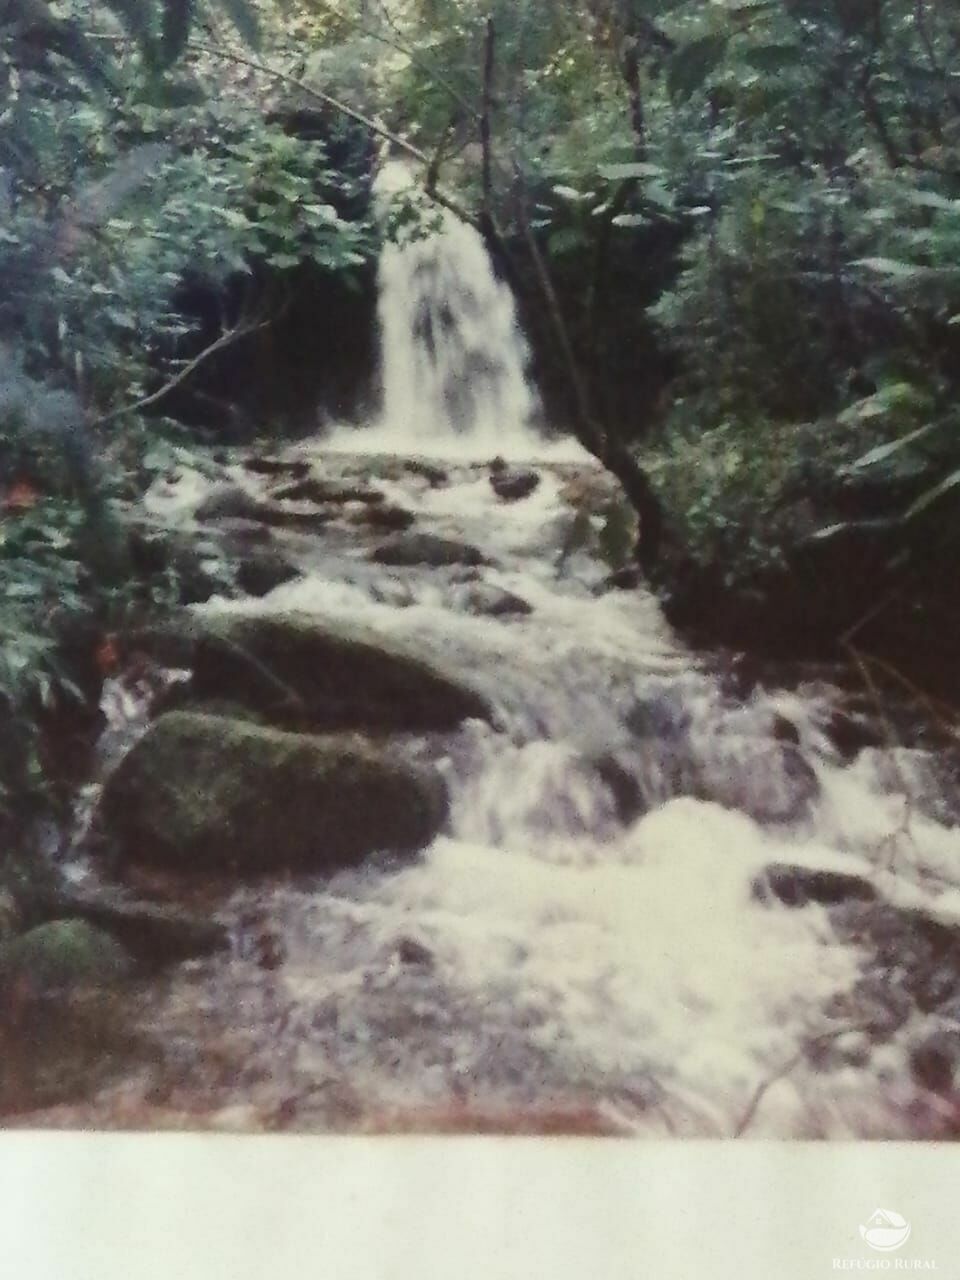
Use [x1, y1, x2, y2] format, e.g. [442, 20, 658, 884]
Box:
[373, 161, 543, 454]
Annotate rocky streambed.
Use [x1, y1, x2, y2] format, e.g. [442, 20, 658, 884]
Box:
[3, 438, 960, 1138]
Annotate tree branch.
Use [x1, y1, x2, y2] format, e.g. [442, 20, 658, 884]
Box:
[90, 313, 269, 427]
[515, 184, 663, 570]
[183, 39, 477, 225]
[480, 15, 495, 227]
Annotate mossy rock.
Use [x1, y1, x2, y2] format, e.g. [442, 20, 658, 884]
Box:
[186, 611, 494, 732]
[100, 711, 449, 875]
[22, 886, 228, 970]
[0, 920, 135, 995]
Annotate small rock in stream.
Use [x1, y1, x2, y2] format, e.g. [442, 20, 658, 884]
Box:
[771, 713, 801, 745]
[697, 740, 820, 824]
[243, 457, 310, 480]
[372, 531, 488, 568]
[824, 708, 885, 760]
[752, 863, 877, 907]
[490, 468, 540, 502]
[195, 486, 270, 523]
[196, 485, 336, 533]
[404, 460, 448, 486]
[272, 479, 385, 506]
[350, 503, 416, 532]
[456, 582, 533, 618]
[600, 566, 642, 592]
[236, 550, 300, 598]
[909, 1029, 960, 1094]
[594, 752, 646, 825]
[395, 937, 435, 968]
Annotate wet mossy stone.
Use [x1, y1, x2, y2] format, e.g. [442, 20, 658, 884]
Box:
[235, 549, 299, 598]
[186, 611, 494, 732]
[100, 712, 449, 875]
[372, 532, 488, 568]
[0, 920, 135, 995]
[23, 886, 228, 970]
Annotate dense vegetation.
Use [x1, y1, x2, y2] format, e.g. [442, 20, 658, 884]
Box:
[2, 0, 960, 855]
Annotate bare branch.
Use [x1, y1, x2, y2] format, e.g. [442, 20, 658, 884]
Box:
[310, 0, 482, 125]
[480, 15, 495, 225]
[90, 314, 269, 427]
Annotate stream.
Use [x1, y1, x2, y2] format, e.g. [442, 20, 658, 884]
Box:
[11, 163, 960, 1139]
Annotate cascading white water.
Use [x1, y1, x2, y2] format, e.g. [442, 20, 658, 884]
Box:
[52, 170, 960, 1137]
[125, 449, 960, 1139]
[372, 161, 545, 456]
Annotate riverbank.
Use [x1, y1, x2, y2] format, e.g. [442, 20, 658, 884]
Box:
[640, 416, 960, 709]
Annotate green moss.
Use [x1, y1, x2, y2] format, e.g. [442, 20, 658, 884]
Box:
[0, 920, 134, 992]
[101, 712, 449, 874]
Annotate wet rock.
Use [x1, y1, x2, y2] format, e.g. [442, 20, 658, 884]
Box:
[196, 485, 268, 523]
[909, 1029, 960, 1094]
[210, 520, 274, 552]
[236, 550, 299, 598]
[490, 468, 540, 502]
[101, 712, 450, 876]
[601, 566, 642, 592]
[185, 611, 494, 732]
[697, 741, 820, 824]
[0, 920, 135, 995]
[404, 460, 448, 487]
[255, 505, 337, 533]
[243, 456, 310, 480]
[124, 614, 205, 669]
[253, 930, 285, 971]
[176, 552, 236, 606]
[272, 479, 385, 506]
[625, 692, 691, 741]
[196, 486, 335, 533]
[24, 886, 227, 970]
[395, 937, 435, 967]
[372, 532, 488, 568]
[824, 708, 884, 761]
[833, 902, 960, 1014]
[370, 579, 417, 608]
[594, 753, 645, 825]
[771, 714, 801, 745]
[350, 503, 416, 532]
[128, 526, 170, 576]
[458, 583, 533, 618]
[752, 863, 877, 908]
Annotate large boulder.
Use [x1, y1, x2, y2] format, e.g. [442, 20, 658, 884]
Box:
[100, 712, 449, 875]
[185, 611, 494, 732]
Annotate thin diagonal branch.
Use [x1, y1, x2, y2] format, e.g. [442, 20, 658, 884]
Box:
[90, 313, 269, 426]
